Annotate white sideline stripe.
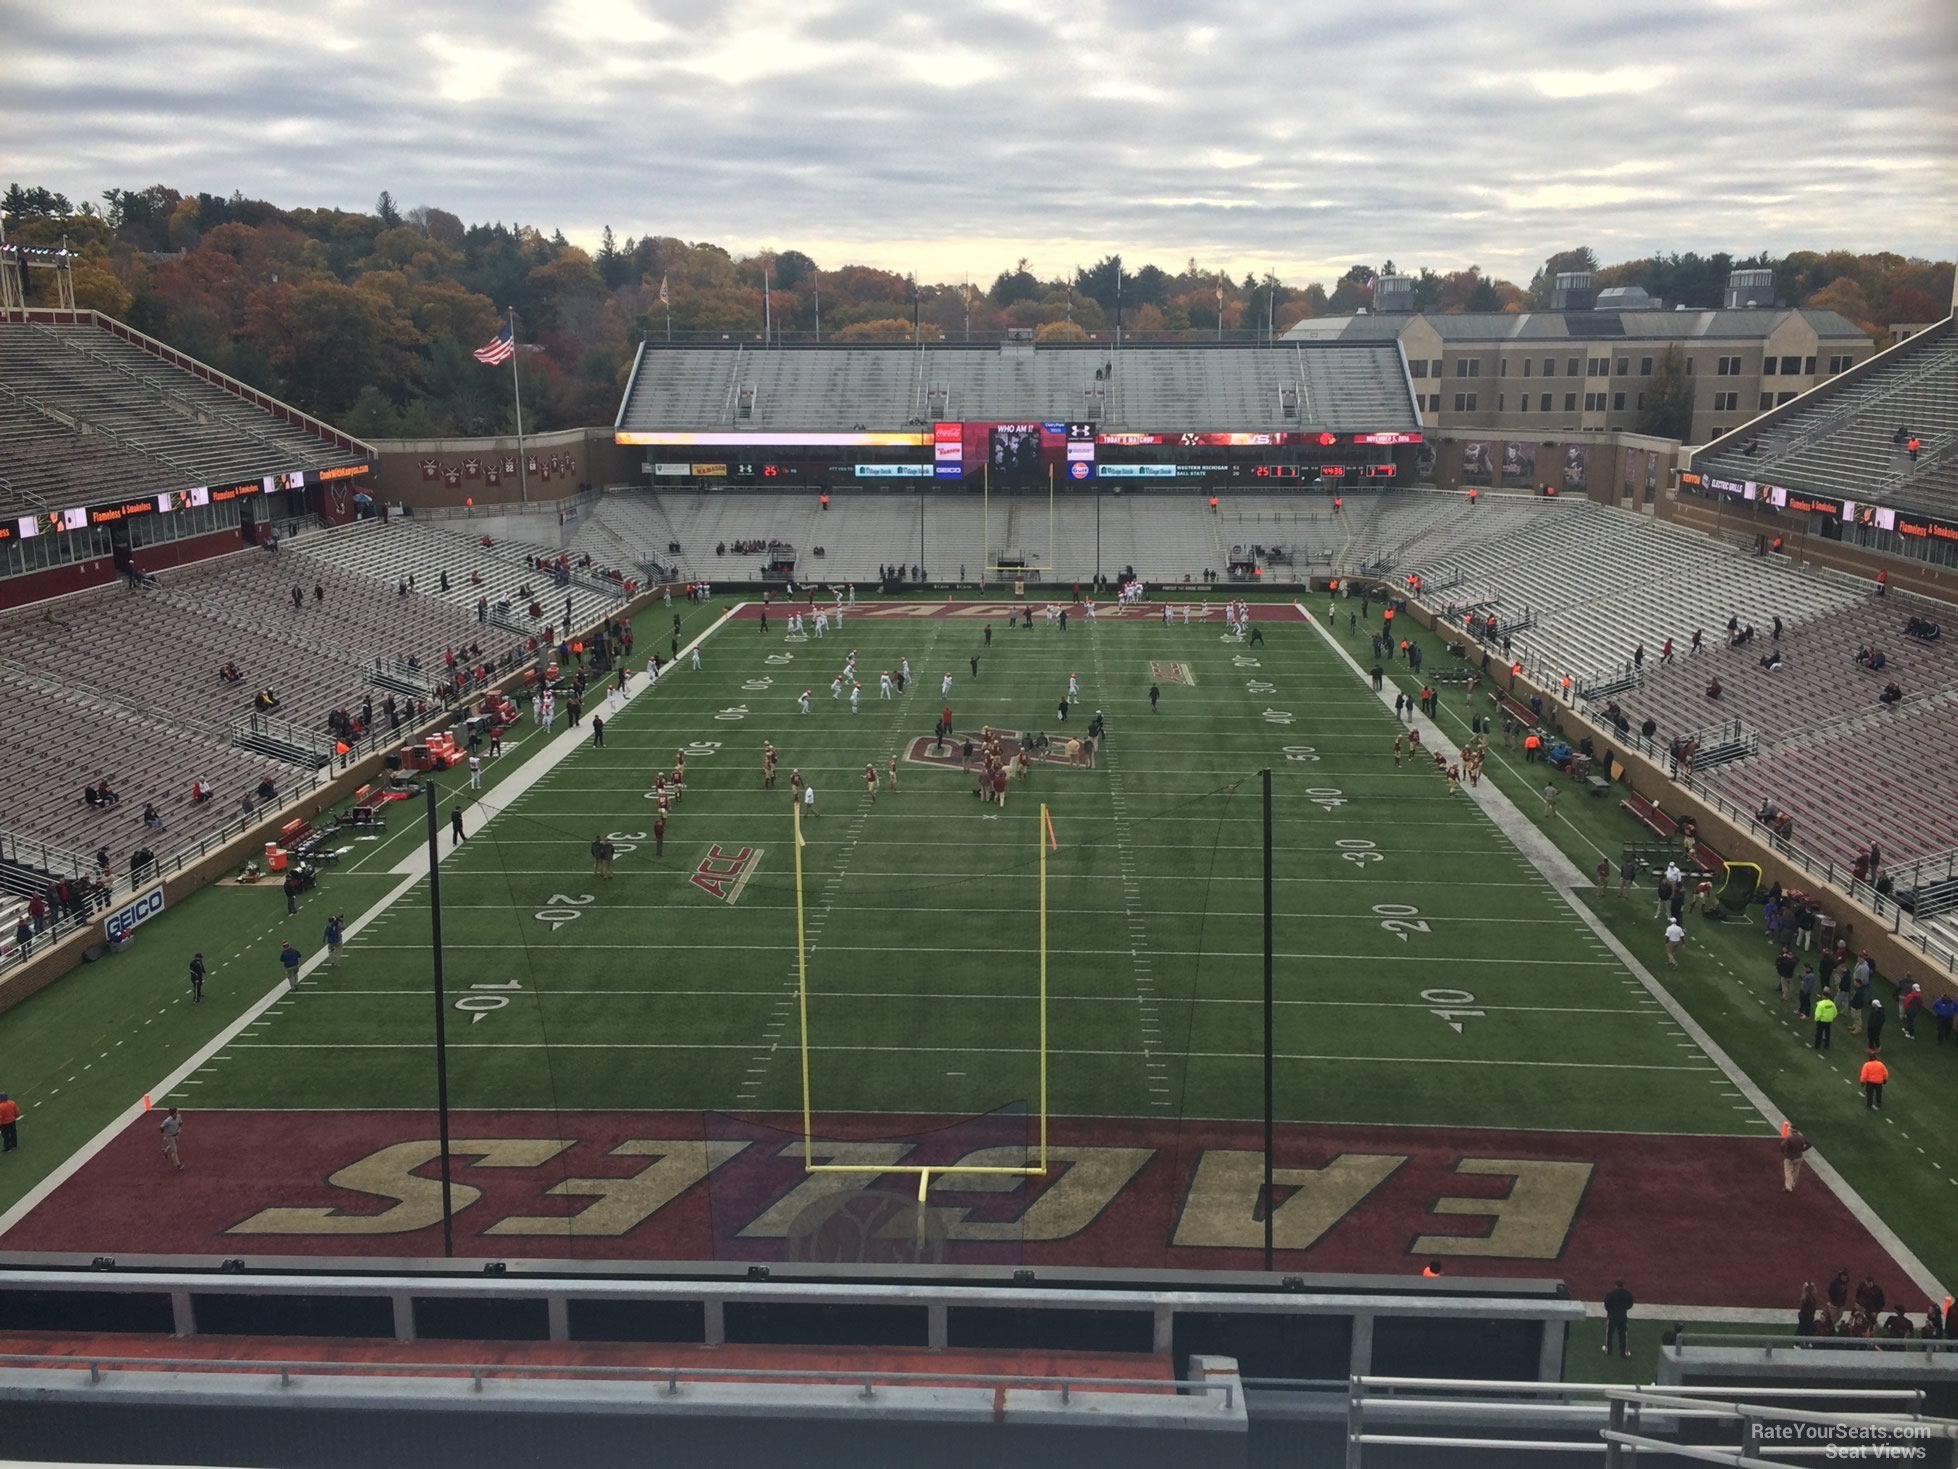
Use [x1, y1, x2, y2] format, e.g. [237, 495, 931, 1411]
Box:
[0, 605, 746, 1240]
[0, 863, 420, 1240]
[1300, 601, 1951, 1308]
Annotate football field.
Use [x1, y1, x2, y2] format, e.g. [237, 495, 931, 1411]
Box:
[0, 597, 1931, 1305]
[169, 603, 1746, 1130]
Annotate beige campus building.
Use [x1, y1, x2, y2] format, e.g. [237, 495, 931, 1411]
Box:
[1286, 270, 1872, 447]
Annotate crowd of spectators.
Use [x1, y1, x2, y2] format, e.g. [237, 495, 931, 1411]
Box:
[1797, 1271, 1951, 1340]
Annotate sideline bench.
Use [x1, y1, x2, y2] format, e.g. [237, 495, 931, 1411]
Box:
[1620, 791, 1725, 872]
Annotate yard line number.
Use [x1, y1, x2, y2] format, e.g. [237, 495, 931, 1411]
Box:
[456, 979, 522, 1024]
[1420, 986, 1484, 1034]
[536, 892, 594, 930]
[1372, 902, 1429, 938]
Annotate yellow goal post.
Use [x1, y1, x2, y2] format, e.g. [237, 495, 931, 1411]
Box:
[791, 799, 1053, 1197]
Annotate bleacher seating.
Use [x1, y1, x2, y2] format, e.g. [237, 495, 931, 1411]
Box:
[1406, 502, 1864, 682]
[1388, 493, 1956, 863]
[0, 517, 626, 874]
[1699, 699, 1958, 867]
[616, 343, 1420, 433]
[1696, 318, 1958, 521]
[0, 314, 369, 510]
[583, 488, 1550, 590]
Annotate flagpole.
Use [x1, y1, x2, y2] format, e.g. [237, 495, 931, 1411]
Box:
[764, 266, 772, 347]
[814, 275, 822, 343]
[509, 308, 529, 506]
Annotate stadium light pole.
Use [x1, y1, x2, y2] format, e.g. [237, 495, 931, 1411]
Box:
[424, 783, 457, 1258]
[1262, 765, 1275, 1272]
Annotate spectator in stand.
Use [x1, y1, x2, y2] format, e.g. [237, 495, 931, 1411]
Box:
[95, 779, 119, 806]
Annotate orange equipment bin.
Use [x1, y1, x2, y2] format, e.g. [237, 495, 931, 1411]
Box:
[265, 842, 288, 873]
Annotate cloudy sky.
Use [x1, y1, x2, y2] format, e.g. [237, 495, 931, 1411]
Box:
[7, 0, 1954, 285]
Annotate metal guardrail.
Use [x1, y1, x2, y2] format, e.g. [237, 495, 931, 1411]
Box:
[1340, 1376, 1946, 1468]
[0, 1352, 1227, 1407]
[1675, 1332, 1958, 1357]
[1665, 763, 1958, 976]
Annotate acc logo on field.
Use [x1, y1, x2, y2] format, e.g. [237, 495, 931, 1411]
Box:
[691, 845, 762, 904]
[104, 885, 167, 944]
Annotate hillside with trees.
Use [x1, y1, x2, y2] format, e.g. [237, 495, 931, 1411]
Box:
[4, 183, 1948, 437]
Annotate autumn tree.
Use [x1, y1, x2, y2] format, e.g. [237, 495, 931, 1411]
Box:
[1526, 247, 1599, 307]
[1638, 345, 1694, 442]
[1804, 277, 1877, 338]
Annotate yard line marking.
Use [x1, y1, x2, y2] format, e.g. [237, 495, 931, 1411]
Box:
[0, 610, 746, 1242]
[1302, 601, 1950, 1310]
[739, 613, 946, 1106]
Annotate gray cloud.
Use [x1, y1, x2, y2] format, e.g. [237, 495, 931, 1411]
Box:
[5, 0, 1953, 285]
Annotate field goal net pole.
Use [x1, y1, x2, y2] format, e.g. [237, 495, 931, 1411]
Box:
[979, 463, 1058, 591]
[791, 799, 1053, 1195]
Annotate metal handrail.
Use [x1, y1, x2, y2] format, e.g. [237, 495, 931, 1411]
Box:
[1675, 1332, 1958, 1354]
[0, 1352, 1224, 1403]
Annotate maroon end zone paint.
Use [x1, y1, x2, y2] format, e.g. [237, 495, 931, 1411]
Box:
[0, 1112, 1911, 1307]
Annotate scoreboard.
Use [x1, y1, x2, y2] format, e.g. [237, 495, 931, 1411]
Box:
[636, 428, 1418, 488]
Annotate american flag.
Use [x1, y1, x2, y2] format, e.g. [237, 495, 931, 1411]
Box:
[474, 322, 515, 365]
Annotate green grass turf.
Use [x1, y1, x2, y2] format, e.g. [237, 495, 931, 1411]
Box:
[1349, 606, 1958, 1293]
[3, 591, 1953, 1304]
[151, 601, 1747, 1143]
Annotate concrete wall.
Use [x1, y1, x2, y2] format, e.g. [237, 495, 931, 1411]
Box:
[1426, 430, 1679, 509]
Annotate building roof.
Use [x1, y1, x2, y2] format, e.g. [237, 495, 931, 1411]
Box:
[1285, 307, 1869, 346]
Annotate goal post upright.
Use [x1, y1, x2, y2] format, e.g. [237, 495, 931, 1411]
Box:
[793, 801, 1051, 1189]
[1039, 800, 1050, 1174]
[793, 797, 813, 1156]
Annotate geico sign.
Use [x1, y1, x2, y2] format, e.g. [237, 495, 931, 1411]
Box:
[104, 885, 166, 943]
